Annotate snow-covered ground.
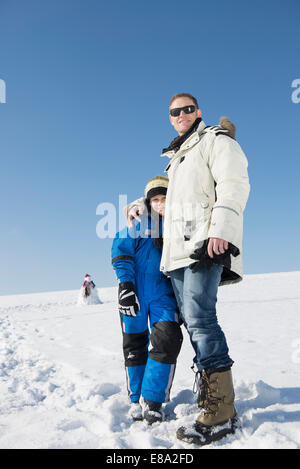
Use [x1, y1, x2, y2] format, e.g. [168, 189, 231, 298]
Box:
[0, 271, 299, 449]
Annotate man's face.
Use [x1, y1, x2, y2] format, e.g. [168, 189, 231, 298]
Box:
[169, 97, 202, 136]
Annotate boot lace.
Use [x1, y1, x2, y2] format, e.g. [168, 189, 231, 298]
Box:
[192, 366, 207, 406]
[192, 368, 202, 394]
[201, 371, 224, 416]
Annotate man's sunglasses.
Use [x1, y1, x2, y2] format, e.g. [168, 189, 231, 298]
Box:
[169, 105, 197, 117]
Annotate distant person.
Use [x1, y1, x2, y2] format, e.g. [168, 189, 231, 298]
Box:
[82, 274, 96, 298]
[77, 274, 101, 305]
[111, 176, 183, 424]
[126, 93, 250, 445]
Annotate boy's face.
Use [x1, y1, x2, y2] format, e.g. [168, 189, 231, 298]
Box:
[150, 194, 166, 216]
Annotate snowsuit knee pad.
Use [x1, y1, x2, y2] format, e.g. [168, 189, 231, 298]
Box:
[149, 321, 183, 364]
[122, 329, 149, 367]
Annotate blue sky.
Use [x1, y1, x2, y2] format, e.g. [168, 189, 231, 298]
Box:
[0, 0, 299, 295]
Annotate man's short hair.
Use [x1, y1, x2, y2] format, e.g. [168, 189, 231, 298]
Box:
[169, 93, 199, 109]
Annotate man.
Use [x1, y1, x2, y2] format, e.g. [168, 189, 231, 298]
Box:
[127, 93, 250, 445]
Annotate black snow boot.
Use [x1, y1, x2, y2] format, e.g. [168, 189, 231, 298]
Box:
[143, 399, 164, 425]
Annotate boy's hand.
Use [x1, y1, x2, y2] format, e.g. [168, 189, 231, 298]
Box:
[127, 205, 144, 228]
[118, 282, 140, 317]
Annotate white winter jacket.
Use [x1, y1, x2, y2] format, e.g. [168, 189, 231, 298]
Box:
[160, 120, 250, 285]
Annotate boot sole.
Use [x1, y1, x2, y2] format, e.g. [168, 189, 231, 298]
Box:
[143, 409, 164, 425]
[144, 413, 163, 425]
[176, 416, 240, 446]
[131, 415, 144, 422]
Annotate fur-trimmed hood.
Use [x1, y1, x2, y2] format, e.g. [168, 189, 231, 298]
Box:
[162, 117, 236, 155]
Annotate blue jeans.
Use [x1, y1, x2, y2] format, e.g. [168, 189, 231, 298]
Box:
[170, 264, 233, 372]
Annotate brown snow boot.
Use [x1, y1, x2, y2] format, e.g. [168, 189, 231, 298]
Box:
[196, 368, 236, 426]
[177, 368, 239, 446]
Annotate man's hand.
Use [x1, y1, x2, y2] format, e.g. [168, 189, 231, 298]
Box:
[127, 205, 144, 228]
[207, 238, 228, 258]
[118, 282, 140, 317]
[189, 239, 240, 273]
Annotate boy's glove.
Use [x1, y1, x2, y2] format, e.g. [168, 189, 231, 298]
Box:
[118, 282, 140, 317]
[189, 240, 240, 273]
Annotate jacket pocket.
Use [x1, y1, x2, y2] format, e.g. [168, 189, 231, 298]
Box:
[168, 201, 211, 261]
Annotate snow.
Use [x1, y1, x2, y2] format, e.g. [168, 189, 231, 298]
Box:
[0, 271, 299, 449]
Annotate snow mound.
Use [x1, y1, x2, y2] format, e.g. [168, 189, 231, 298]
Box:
[0, 271, 299, 449]
[77, 287, 102, 306]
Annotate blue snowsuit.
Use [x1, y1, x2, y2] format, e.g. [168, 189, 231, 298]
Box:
[111, 213, 183, 404]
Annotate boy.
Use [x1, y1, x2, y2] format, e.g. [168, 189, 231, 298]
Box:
[111, 176, 183, 424]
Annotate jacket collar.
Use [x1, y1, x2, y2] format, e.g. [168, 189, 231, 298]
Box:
[161, 119, 206, 159]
